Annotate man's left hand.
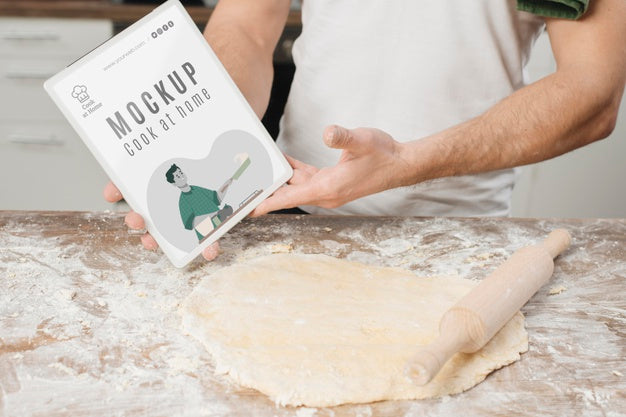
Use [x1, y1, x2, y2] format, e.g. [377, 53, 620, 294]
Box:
[251, 125, 412, 216]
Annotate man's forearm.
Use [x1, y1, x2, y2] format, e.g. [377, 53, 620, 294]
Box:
[203, 1, 290, 118]
[401, 69, 624, 186]
[216, 180, 231, 202]
[204, 24, 273, 118]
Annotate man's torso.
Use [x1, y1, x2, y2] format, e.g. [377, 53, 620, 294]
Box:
[277, 0, 545, 216]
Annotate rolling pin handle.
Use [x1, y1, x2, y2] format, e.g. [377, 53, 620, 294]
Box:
[405, 307, 482, 386]
[405, 349, 441, 386]
[541, 229, 572, 259]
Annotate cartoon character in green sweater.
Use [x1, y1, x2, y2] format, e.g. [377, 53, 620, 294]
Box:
[165, 164, 234, 241]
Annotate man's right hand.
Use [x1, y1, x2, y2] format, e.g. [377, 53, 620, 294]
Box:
[103, 181, 221, 262]
[99, 1, 290, 263]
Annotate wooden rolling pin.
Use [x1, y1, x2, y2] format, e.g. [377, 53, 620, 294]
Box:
[404, 229, 572, 385]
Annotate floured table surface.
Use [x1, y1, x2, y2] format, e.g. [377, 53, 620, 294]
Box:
[0, 211, 624, 417]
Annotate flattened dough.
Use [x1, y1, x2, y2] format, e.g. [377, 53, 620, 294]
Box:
[180, 254, 528, 407]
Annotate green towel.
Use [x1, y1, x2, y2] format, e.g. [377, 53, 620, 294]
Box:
[517, 0, 590, 20]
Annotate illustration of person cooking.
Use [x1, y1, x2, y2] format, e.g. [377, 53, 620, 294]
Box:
[166, 163, 236, 241]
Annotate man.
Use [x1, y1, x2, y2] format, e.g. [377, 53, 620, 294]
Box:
[166, 164, 233, 241]
[105, 0, 626, 261]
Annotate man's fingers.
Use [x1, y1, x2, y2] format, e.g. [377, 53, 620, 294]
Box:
[125, 211, 145, 230]
[140, 233, 158, 250]
[202, 241, 220, 261]
[285, 154, 318, 175]
[250, 184, 314, 217]
[108, 181, 158, 251]
[285, 153, 303, 168]
[103, 181, 123, 203]
[287, 168, 312, 185]
[323, 125, 354, 150]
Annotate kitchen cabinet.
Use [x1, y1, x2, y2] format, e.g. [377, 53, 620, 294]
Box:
[0, 17, 114, 210]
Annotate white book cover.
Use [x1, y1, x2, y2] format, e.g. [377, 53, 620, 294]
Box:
[44, 0, 292, 267]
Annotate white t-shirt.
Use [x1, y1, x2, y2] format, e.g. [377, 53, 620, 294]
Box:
[276, 0, 545, 216]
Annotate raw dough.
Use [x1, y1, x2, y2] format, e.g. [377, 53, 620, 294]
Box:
[180, 254, 528, 407]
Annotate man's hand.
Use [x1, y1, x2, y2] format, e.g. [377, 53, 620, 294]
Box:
[251, 125, 412, 216]
[98, 1, 290, 263]
[102, 182, 220, 261]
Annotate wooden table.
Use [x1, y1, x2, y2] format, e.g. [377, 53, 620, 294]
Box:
[1, 211, 624, 416]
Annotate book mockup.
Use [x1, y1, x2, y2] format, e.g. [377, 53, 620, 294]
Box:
[44, 0, 292, 268]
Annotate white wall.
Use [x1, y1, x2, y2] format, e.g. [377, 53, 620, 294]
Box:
[511, 32, 626, 218]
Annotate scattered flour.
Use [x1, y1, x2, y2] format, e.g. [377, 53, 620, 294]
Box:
[295, 407, 318, 417]
[270, 243, 293, 253]
[376, 238, 413, 256]
[548, 286, 567, 296]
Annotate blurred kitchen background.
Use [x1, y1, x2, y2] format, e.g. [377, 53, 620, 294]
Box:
[0, 0, 624, 217]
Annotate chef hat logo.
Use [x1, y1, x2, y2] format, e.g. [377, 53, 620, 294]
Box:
[71, 85, 90, 103]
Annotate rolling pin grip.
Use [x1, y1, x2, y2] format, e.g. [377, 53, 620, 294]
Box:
[405, 307, 485, 385]
[406, 338, 463, 386]
[540, 229, 572, 259]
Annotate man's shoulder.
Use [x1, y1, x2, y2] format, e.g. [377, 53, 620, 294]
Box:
[190, 185, 216, 195]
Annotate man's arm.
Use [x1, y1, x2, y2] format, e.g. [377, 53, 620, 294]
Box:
[406, 0, 626, 181]
[252, 0, 626, 214]
[216, 177, 234, 202]
[204, 0, 291, 117]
